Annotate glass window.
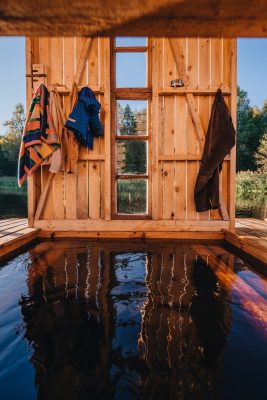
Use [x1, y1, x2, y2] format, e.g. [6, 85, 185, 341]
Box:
[116, 53, 147, 88]
[116, 140, 147, 175]
[117, 179, 147, 214]
[116, 100, 148, 136]
[115, 37, 147, 47]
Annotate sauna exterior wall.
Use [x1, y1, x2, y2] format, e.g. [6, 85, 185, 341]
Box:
[26, 37, 236, 233]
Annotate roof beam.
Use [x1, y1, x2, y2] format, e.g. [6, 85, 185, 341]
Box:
[1, 0, 267, 36]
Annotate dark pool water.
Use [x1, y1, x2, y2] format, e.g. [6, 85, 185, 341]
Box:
[0, 241, 267, 400]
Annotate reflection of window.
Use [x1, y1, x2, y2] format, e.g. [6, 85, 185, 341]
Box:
[112, 38, 151, 218]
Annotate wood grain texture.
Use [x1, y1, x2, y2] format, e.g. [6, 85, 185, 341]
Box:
[3, 1, 267, 37]
[27, 36, 235, 233]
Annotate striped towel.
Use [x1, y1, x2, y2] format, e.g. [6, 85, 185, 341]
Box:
[18, 84, 60, 187]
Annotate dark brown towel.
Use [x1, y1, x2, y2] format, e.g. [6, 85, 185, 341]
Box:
[194, 89, 236, 212]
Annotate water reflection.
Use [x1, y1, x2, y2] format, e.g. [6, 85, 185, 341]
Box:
[16, 241, 267, 400]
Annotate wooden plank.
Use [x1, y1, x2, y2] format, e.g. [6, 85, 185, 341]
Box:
[168, 38, 188, 85]
[187, 38, 198, 89]
[49, 37, 65, 220]
[224, 230, 267, 265]
[210, 38, 229, 222]
[74, 38, 93, 86]
[0, 229, 39, 261]
[236, 227, 267, 240]
[63, 37, 77, 220]
[38, 230, 224, 240]
[53, 173, 65, 219]
[88, 38, 99, 87]
[99, 40, 106, 219]
[186, 38, 199, 221]
[40, 167, 54, 220]
[89, 161, 101, 219]
[162, 162, 175, 220]
[229, 39, 237, 231]
[187, 162, 198, 220]
[35, 172, 55, 220]
[158, 87, 231, 95]
[0, 221, 28, 238]
[0, 218, 27, 227]
[211, 38, 223, 87]
[75, 37, 88, 86]
[236, 220, 267, 237]
[151, 37, 160, 220]
[186, 93, 205, 152]
[0, 227, 39, 249]
[34, 219, 229, 232]
[103, 38, 111, 220]
[174, 94, 187, 220]
[65, 174, 77, 219]
[238, 218, 267, 227]
[174, 161, 187, 220]
[26, 37, 36, 228]
[76, 162, 89, 219]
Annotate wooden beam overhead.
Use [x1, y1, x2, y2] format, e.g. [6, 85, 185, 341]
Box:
[1, 0, 267, 36]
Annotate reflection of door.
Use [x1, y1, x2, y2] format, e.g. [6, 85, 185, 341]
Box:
[111, 38, 152, 219]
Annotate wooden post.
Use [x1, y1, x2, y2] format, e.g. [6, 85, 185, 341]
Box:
[229, 39, 237, 232]
[25, 37, 35, 228]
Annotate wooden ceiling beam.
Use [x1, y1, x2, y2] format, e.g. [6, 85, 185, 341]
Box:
[1, 0, 267, 36]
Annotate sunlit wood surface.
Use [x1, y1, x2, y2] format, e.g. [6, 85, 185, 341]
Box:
[225, 218, 267, 266]
[0, 218, 39, 260]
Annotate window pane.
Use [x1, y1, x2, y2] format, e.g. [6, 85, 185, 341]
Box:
[117, 100, 148, 136]
[117, 179, 147, 214]
[116, 37, 147, 47]
[116, 140, 147, 175]
[116, 52, 147, 87]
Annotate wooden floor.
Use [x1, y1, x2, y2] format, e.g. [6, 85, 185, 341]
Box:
[0, 217, 266, 265]
[225, 218, 267, 265]
[0, 218, 39, 261]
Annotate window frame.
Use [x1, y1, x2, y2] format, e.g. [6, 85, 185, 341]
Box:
[111, 38, 152, 219]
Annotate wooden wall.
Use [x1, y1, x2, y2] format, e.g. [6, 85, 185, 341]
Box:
[26, 37, 236, 236]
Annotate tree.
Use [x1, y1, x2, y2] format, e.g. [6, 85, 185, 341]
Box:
[255, 133, 267, 174]
[119, 104, 146, 174]
[0, 103, 25, 176]
[236, 87, 267, 172]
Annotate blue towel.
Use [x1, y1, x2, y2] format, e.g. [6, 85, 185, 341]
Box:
[65, 87, 103, 149]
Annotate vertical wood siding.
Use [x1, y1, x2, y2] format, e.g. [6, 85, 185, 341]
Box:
[26, 37, 236, 230]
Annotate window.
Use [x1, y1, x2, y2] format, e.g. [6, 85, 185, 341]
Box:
[111, 38, 151, 218]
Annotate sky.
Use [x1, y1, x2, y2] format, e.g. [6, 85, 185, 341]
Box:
[0, 37, 267, 132]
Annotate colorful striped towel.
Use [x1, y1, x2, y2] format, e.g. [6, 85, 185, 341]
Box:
[18, 84, 60, 187]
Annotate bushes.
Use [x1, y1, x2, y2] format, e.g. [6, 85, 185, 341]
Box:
[236, 171, 267, 203]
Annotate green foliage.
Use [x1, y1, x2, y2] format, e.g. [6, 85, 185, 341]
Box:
[119, 104, 137, 136]
[237, 87, 267, 172]
[255, 132, 267, 174]
[0, 176, 26, 193]
[119, 104, 147, 174]
[0, 103, 25, 177]
[117, 179, 146, 214]
[236, 171, 267, 203]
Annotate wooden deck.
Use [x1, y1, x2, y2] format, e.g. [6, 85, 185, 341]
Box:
[225, 218, 267, 266]
[0, 217, 266, 266]
[0, 218, 39, 261]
